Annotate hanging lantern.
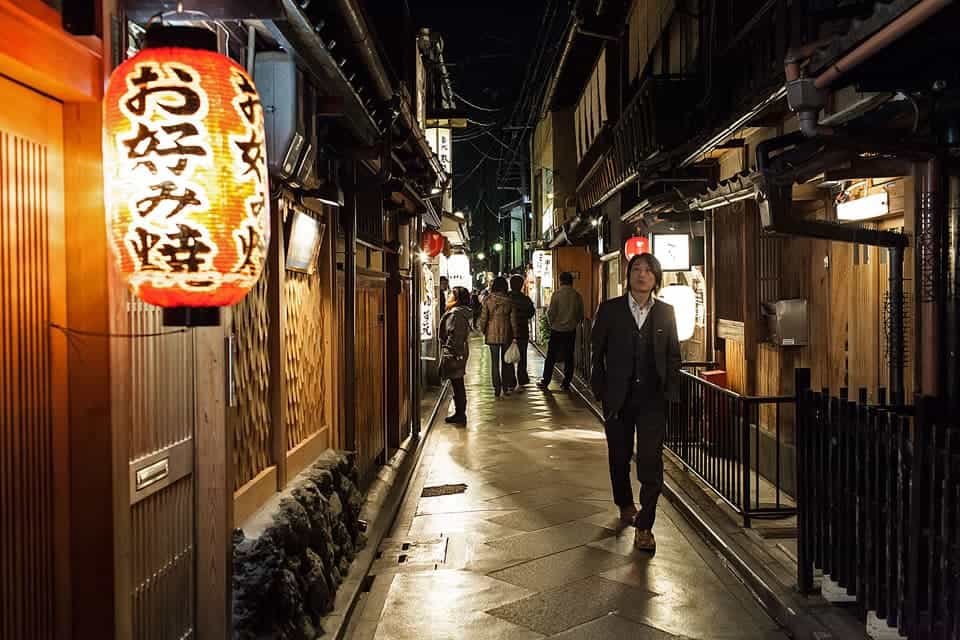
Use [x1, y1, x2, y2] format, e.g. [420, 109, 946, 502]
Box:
[421, 229, 444, 258]
[624, 235, 650, 261]
[104, 26, 270, 325]
[658, 284, 697, 341]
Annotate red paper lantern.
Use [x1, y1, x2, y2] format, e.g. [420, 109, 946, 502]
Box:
[624, 236, 650, 261]
[421, 229, 445, 258]
[103, 26, 270, 311]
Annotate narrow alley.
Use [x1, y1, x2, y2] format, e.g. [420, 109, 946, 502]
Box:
[345, 337, 787, 640]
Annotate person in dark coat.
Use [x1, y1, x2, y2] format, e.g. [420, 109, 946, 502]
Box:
[590, 253, 682, 553]
[507, 274, 535, 389]
[439, 287, 473, 424]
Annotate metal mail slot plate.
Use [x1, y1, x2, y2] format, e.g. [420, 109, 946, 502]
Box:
[135, 459, 169, 492]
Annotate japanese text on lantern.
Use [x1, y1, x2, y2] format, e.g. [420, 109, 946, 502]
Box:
[108, 51, 269, 307]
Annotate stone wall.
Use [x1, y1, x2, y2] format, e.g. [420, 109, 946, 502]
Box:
[233, 451, 366, 639]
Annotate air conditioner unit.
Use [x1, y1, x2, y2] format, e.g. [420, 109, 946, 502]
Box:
[290, 80, 320, 190]
[254, 52, 306, 181]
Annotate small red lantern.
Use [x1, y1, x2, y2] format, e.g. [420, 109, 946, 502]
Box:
[104, 26, 269, 323]
[624, 236, 650, 261]
[421, 229, 445, 258]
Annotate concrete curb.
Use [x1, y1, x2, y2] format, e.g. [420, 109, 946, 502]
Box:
[322, 382, 450, 640]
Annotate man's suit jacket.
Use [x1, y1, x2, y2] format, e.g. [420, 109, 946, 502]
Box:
[590, 295, 682, 419]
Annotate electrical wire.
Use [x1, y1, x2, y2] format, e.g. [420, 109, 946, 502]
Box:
[467, 140, 503, 161]
[452, 90, 502, 113]
[50, 323, 191, 339]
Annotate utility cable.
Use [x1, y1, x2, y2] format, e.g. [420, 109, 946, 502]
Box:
[452, 90, 502, 113]
[50, 322, 191, 339]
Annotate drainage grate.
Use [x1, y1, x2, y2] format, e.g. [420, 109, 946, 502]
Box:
[421, 483, 467, 498]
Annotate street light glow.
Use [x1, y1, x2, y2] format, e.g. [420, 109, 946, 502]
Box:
[493, 242, 503, 252]
[477, 252, 486, 260]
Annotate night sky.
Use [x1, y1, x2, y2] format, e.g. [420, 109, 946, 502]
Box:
[408, 0, 549, 252]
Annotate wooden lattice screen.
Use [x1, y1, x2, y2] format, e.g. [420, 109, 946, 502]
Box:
[231, 261, 271, 490]
[284, 265, 326, 450]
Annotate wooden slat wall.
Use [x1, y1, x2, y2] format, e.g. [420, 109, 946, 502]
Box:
[724, 340, 747, 394]
[285, 268, 327, 451]
[130, 476, 194, 639]
[124, 296, 196, 640]
[0, 125, 60, 640]
[398, 279, 411, 442]
[355, 283, 386, 480]
[232, 261, 271, 489]
[714, 206, 745, 322]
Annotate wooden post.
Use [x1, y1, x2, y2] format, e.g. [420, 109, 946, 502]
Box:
[194, 316, 233, 639]
[64, 99, 116, 639]
[742, 200, 760, 396]
[268, 198, 287, 488]
[342, 163, 358, 452]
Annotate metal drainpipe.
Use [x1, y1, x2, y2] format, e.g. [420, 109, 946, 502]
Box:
[343, 162, 358, 452]
[889, 244, 906, 406]
[412, 215, 422, 438]
[946, 173, 960, 409]
[917, 157, 945, 399]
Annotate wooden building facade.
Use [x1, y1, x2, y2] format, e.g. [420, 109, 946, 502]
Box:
[0, 1, 446, 638]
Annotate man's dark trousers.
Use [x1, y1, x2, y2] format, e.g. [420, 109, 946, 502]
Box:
[604, 384, 666, 530]
[542, 330, 576, 386]
[451, 377, 467, 416]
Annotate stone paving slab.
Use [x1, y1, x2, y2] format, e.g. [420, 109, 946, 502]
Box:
[488, 543, 633, 591]
[485, 575, 657, 636]
[485, 500, 605, 532]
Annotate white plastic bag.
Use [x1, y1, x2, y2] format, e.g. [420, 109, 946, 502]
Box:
[504, 342, 521, 364]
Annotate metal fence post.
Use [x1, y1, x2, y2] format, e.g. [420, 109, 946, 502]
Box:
[742, 398, 752, 529]
[795, 368, 813, 593]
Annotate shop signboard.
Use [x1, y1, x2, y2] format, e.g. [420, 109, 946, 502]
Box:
[447, 254, 471, 290]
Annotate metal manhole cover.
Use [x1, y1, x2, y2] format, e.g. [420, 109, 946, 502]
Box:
[421, 483, 467, 497]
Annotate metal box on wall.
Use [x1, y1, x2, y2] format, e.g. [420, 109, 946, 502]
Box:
[763, 299, 808, 346]
[254, 52, 306, 181]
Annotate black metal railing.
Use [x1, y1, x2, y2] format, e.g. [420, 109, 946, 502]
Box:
[795, 368, 960, 639]
[666, 367, 796, 527]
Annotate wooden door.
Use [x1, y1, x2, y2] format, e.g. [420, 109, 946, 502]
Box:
[355, 281, 386, 481]
[0, 75, 70, 640]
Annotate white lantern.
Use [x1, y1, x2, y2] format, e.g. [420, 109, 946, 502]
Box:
[658, 285, 696, 342]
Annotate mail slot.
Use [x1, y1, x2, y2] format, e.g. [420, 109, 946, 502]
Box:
[135, 458, 170, 492]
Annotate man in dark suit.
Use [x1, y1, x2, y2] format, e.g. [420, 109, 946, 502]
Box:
[590, 253, 681, 552]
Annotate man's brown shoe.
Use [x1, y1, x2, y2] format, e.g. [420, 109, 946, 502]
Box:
[618, 505, 638, 527]
[634, 529, 656, 552]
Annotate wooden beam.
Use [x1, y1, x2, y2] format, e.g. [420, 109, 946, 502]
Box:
[268, 199, 288, 489]
[194, 316, 233, 639]
[64, 100, 116, 639]
[742, 201, 760, 395]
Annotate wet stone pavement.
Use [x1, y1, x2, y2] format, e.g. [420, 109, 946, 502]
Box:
[346, 335, 789, 640]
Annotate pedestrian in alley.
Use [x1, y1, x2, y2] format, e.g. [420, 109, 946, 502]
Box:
[590, 253, 682, 552]
[508, 274, 535, 390]
[537, 271, 584, 391]
[479, 276, 516, 397]
[439, 286, 473, 425]
[470, 289, 482, 330]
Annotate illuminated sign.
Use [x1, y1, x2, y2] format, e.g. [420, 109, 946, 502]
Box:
[652, 234, 691, 272]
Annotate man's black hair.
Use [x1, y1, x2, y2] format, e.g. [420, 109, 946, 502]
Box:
[626, 253, 663, 292]
[559, 271, 574, 286]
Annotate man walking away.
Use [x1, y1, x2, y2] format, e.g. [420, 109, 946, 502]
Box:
[439, 287, 472, 424]
[590, 253, 681, 553]
[508, 274, 535, 389]
[479, 276, 516, 397]
[538, 271, 583, 391]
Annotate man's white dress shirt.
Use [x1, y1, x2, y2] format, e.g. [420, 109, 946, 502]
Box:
[628, 293, 655, 330]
